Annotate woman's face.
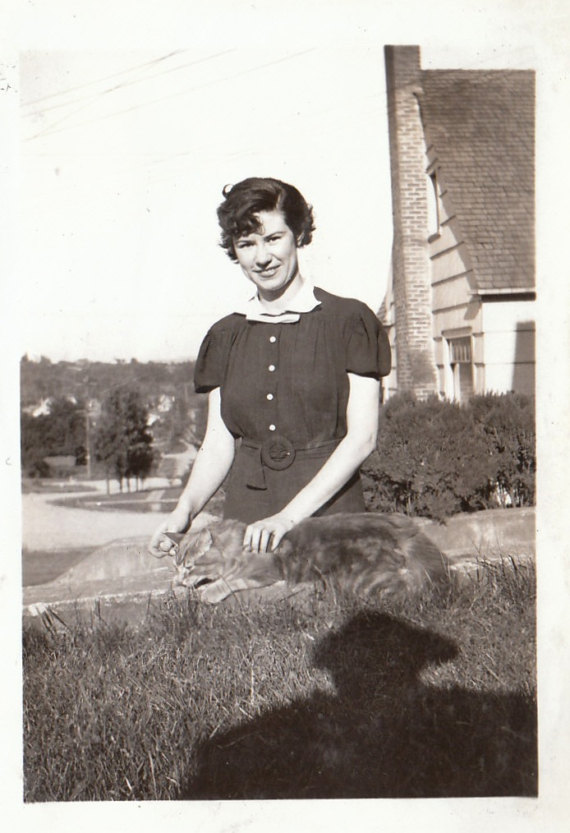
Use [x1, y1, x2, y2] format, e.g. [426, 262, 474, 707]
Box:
[233, 209, 299, 298]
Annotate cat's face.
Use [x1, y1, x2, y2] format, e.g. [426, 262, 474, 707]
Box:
[173, 520, 281, 603]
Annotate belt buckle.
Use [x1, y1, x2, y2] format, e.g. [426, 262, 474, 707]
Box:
[260, 435, 296, 471]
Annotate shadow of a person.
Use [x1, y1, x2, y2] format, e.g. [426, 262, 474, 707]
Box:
[181, 611, 537, 799]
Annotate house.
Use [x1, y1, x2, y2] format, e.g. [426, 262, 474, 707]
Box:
[22, 394, 80, 418]
[381, 45, 535, 402]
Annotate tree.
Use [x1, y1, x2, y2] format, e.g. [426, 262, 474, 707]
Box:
[94, 387, 154, 493]
[20, 396, 86, 477]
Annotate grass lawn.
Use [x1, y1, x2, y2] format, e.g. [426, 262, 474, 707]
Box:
[22, 559, 537, 801]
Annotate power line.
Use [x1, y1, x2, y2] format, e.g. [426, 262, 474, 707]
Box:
[24, 48, 317, 144]
[24, 49, 237, 143]
[21, 49, 187, 108]
[22, 49, 237, 119]
[23, 92, 384, 196]
[25, 95, 107, 143]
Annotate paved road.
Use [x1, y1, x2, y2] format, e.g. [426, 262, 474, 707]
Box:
[21, 443, 198, 553]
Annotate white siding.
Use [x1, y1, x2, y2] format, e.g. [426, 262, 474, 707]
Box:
[382, 165, 535, 400]
[481, 299, 536, 395]
[427, 185, 535, 399]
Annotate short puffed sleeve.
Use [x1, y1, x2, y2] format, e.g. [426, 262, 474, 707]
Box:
[343, 303, 391, 378]
[194, 321, 235, 393]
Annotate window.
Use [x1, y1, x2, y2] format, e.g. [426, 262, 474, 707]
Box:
[447, 336, 474, 402]
[449, 336, 472, 364]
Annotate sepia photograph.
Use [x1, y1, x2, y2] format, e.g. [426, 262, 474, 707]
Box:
[2, 1, 569, 831]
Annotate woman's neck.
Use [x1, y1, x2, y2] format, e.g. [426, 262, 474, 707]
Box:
[257, 271, 305, 313]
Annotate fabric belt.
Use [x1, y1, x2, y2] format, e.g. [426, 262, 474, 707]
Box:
[239, 435, 341, 490]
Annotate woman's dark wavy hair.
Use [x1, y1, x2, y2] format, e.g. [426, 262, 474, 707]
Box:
[217, 177, 315, 261]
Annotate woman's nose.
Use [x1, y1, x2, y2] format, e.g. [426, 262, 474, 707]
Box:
[255, 243, 271, 266]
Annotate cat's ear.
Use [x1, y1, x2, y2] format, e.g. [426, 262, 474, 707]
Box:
[176, 526, 213, 566]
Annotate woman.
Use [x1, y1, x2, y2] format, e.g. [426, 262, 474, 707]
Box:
[149, 177, 390, 556]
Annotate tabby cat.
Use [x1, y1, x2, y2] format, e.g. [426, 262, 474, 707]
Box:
[163, 513, 450, 604]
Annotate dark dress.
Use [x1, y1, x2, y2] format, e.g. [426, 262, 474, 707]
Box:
[194, 287, 391, 523]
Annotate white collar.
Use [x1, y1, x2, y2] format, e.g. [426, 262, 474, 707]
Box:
[237, 280, 321, 324]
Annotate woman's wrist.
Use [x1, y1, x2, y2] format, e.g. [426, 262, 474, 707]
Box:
[278, 504, 309, 527]
[175, 493, 196, 521]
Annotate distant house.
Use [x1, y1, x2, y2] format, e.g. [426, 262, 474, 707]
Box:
[147, 394, 176, 429]
[25, 398, 52, 417]
[22, 394, 80, 418]
[157, 394, 175, 413]
[381, 45, 535, 402]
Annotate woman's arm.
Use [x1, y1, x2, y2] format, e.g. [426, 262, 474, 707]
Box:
[148, 387, 235, 555]
[243, 373, 380, 553]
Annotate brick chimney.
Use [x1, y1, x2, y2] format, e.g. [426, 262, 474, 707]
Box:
[384, 45, 437, 397]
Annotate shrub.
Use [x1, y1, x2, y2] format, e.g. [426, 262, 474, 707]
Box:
[362, 392, 535, 520]
[469, 393, 536, 508]
[26, 458, 51, 479]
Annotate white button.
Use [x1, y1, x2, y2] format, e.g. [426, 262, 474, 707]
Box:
[266, 393, 274, 400]
[269, 335, 277, 343]
[268, 364, 276, 372]
[269, 424, 276, 431]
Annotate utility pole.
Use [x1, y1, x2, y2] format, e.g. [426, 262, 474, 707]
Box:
[85, 405, 92, 479]
[83, 371, 93, 480]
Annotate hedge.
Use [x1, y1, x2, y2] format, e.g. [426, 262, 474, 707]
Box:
[361, 392, 535, 521]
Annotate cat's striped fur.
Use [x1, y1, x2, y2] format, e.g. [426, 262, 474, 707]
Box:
[167, 513, 451, 604]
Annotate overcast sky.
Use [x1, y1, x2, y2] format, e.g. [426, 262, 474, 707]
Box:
[15, 26, 540, 362]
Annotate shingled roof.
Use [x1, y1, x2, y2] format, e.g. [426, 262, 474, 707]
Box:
[419, 69, 535, 292]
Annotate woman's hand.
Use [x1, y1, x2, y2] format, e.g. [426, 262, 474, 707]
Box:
[243, 514, 297, 553]
[148, 507, 192, 558]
